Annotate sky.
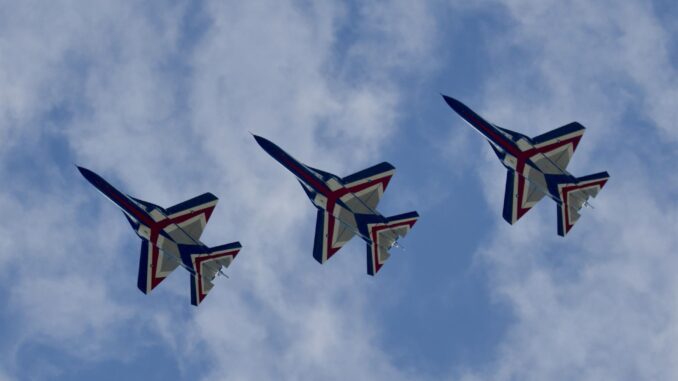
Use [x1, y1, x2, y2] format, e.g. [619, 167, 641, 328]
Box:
[0, 0, 676, 380]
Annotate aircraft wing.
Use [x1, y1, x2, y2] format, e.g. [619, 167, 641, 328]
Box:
[137, 240, 180, 294]
[503, 123, 586, 225]
[312, 208, 356, 264]
[529, 122, 585, 174]
[164, 193, 219, 242]
[341, 162, 395, 213]
[502, 170, 546, 224]
[188, 242, 241, 306]
[311, 162, 396, 265]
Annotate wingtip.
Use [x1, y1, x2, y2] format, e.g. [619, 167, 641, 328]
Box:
[204, 191, 219, 201]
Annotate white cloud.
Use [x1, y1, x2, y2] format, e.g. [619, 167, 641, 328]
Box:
[2, 0, 673, 379]
[10, 275, 135, 355]
[346, 1, 438, 75]
[0, 182, 144, 365]
[480, 0, 678, 142]
[465, 182, 678, 380]
[161, 2, 437, 379]
[0, 0, 438, 379]
[457, 1, 678, 380]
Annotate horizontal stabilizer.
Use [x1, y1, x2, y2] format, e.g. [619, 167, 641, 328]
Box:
[181, 242, 241, 306]
[356, 211, 419, 275]
[551, 172, 609, 236]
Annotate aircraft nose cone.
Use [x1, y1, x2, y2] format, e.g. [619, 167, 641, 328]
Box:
[76, 165, 105, 188]
[252, 134, 278, 154]
[252, 133, 269, 146]
[441, 94, 461, 109]
[441, 94, 474, 118]
[76, 165, 94, 179]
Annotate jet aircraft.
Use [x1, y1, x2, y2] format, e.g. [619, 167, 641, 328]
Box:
[77, 166, 241, 305]
[253, 135, 418, 275]
[442, 95, 609, 236]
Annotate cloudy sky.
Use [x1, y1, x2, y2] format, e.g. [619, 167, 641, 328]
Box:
[0, 0, 676, 380]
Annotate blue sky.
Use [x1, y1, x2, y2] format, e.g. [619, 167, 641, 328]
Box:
[0, 1, 676, 380]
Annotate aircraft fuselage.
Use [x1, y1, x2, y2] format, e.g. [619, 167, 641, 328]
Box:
[253, 135, 382, 242]
[77, 166, 206, 273]
[442, 96, 573, 203]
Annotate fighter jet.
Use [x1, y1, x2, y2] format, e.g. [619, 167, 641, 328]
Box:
[77, 166, 241, 306]
[442, 95, 609, 236]
[253, 135, 418, 275]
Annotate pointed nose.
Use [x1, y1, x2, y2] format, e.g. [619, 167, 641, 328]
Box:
[441, 94, 463, 110]
[252, 133, 270, 148]
[76, 165, 97, 181]
[251, 134, 281, 156]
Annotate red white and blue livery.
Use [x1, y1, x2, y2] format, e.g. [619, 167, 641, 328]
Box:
[253, 135, 418, 275]
[442, 95, 609, 236]
[77, 166, 241, 306]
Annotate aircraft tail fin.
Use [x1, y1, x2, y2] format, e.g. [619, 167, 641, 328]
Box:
[550, 172, 609, 236]
[179, 242, 241, 306]
[356, 212, 419, 275]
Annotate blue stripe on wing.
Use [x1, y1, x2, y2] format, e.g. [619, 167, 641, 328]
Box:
[312, 209, 326, 264]
[165, 193, 218, 216]
[137, 240, 150, 294]
[342, 162, 395, 185]
[502, 170, 516, 224]
[531, 122, 585, 145]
